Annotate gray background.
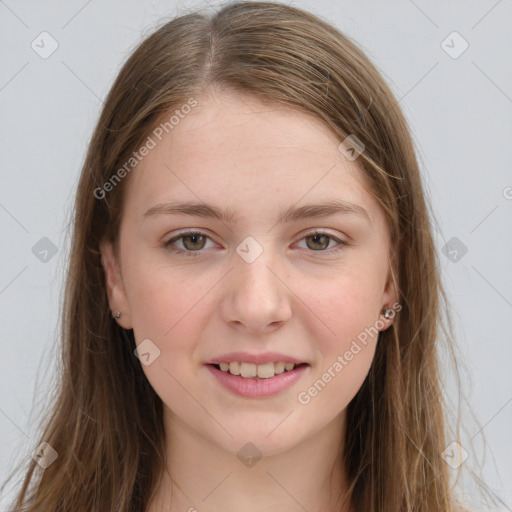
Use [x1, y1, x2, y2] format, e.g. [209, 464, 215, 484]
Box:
[1, 0, 511, 509]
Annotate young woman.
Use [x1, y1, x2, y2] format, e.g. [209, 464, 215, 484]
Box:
[1, 2, 497, 511]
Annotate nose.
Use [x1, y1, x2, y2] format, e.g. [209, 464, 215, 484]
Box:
[219, 248, 293, 335]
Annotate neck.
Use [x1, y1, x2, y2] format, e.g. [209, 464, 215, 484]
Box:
[147, 407, 354, 512]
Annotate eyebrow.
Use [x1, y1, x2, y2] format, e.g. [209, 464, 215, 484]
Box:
[143, 199, 371, 225]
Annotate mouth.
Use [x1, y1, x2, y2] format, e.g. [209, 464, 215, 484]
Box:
[207, 361, 309, 379]
[205, 361, 310, 398]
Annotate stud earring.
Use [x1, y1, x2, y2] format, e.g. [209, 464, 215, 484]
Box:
[112, 311, 121, 319]
[382, 307, 393, 319]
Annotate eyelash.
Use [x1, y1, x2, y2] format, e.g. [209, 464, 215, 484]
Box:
[163, 230, 348, 258]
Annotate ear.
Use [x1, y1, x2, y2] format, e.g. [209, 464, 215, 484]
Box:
[99, 238, 133, 329]
[378, 257, 400, 331]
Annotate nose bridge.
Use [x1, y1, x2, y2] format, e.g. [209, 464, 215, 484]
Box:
[234, 243, 281, 305]
[221, 239, 292, 331]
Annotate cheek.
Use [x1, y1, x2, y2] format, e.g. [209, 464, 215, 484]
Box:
[123, 251, 192, 331]
[305, 263, 384, 344]
[299, 265, 382, 403]
[292, 291, 379, 441]
[123, 263, 209, 412]
[123, 255, 215, 367]
[298, 341, 377, 430]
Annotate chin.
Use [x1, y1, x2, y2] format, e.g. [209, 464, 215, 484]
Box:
[211, 420, 309, 458]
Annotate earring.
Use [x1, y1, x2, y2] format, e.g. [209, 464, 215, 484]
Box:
[382, 307, 393, 319]
[112, 311, 121, 319]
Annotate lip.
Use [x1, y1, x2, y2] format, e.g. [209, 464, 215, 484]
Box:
[205, 363, 310, 398]
[205, 351, 307, 365]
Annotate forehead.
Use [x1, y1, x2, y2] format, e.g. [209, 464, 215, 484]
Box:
[122, 90, 380, 225]
[159, 90, 349, 167]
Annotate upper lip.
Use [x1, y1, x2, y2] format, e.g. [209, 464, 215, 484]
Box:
[206, 352, 308, 365]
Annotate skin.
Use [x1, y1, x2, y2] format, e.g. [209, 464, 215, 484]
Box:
[100, 88, 397, 512]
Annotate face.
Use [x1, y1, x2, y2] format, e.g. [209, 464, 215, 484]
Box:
[100, 88, 397, 457]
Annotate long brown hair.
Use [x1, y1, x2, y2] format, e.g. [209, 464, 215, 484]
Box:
[1, 2, 498, 511]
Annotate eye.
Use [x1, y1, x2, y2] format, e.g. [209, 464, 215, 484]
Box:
[164, 231, 215, 257]
[163, 229, 348, 257]
[294, 230, 347, 254]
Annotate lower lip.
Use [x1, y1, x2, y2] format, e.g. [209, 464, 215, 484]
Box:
[205, 364, 309, 398]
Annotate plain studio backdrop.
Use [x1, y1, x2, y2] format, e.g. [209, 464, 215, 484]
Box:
[0, 0, 511, 509]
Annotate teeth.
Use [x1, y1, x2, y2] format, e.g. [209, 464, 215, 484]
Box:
[216, 361, 299, 379]
[274, 362, 286, 375]
[257, 362, 274, 379]
[240, 362, 257, 378]
[229, 362, 240, 375]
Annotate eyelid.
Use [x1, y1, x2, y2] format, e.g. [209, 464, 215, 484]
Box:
[296, 228, 345, 243]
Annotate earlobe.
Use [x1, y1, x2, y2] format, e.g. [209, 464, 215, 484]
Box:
[99, 239, 133, 329]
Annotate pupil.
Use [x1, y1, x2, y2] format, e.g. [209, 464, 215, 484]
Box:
[184, 234, 205, 250]
[309, 234, 328, 250]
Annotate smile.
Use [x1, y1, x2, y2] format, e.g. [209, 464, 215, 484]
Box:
[214, 361, 300, 379]
[205, 362, 310, 398]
